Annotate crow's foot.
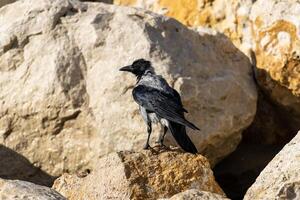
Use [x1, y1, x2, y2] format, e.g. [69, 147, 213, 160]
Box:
[154, 142, 168, 150]
[155, 141, 165, 147]
[143, 144, 151, 150]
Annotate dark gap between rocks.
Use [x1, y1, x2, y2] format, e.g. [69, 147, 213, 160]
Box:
[213, 140, 282, 200]
[213, 89, 300, 200]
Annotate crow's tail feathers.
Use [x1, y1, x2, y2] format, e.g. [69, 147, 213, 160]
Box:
[169, 121, 198, 154]
[183, 119, 200, 131]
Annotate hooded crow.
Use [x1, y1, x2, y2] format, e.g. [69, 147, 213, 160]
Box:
[120, 59, 199, 154]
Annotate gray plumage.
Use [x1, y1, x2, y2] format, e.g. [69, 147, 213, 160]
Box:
[137, 71, 171, 127]
[120, 59, 199, 154]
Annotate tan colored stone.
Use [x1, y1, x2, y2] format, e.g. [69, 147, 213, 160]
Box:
[114, 0, 254, 52]
[0, 0, 256, 179]
[250, 0, 300, 123]
[160, 189, 229, 200]
[53, 149, 224, 200]
[0, 178, 66, 200]
[244, 131, 300, 199]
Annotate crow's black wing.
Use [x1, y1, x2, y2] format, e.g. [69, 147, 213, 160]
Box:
[132, 85, 199, 130]
[172, 88, 188, 113]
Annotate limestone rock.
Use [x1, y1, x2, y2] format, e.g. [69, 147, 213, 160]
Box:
[250, 0, 300, 126]
[0, 0, 112, 8]
[53, 150, 224, 200]
[0, 0, 256, 179]
[0, 178, 66, 200]
[160, 189, 229, 200]
[244, 131, 300, 200]
[114, 0, 254, 52]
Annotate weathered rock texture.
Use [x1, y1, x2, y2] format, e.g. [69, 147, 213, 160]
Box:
[250, 0, 300, 127]
[114, 0, 254, 51]
[160, 189, 229, 200]
[0, 0, 112, 8]
[53, 150, 224, 200]
[0, 178, 66, 200]
[244, 131, 300, 200]
[0, 0, 256, 179]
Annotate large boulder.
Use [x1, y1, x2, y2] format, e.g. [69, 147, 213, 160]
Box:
[0, 0, 257, 179]
[53, 150, 225, 200]
[244, 131, 300, 200]
[250, 0, 300, 128]
[0, 178, 66, 200]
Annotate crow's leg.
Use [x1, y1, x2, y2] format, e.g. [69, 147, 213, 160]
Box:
[156, 126, 168, 147]
[143, 122, 152, 149]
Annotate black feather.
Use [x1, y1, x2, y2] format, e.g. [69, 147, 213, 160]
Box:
[168, 121, 198, 154]
[133, 85, 200, 130]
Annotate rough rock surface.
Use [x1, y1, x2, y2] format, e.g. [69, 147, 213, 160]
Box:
[250, 0, 300, 126]
[160, 189, 229, 200]
[244, 131, 300, 200]
[0, 178, 66, 200]
[53, 150, 224, 200]
[0, 0, 256, 178]
[0, 0, 112, 8]
[114, 0, 254, 51]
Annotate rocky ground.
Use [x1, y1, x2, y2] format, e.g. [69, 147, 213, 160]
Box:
[0, 0, 299, 199]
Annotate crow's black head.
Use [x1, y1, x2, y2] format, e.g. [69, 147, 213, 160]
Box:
[119, 59, 153, 77]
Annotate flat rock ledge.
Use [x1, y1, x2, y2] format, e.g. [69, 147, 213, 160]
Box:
[53, 149, 225, 200]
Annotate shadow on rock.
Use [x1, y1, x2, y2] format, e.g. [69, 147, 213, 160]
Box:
[243, 86, 300, 145]
[246, 50, 300, 144]
[0, 145, 56, 187]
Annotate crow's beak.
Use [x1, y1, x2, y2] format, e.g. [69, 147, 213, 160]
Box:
[119, 65, 132, 72]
